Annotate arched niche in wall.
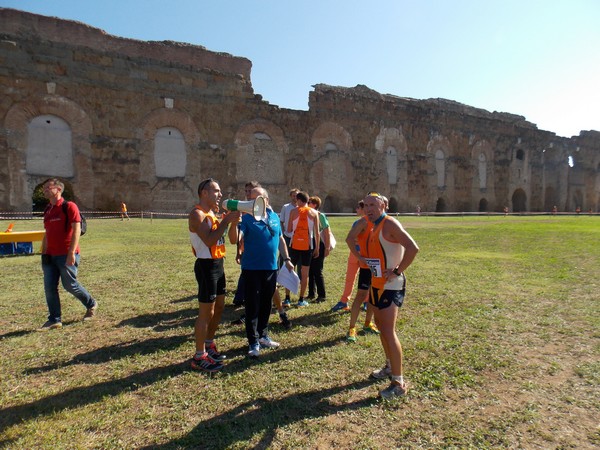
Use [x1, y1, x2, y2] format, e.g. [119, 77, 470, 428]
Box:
[426, 135, 453, 207]
[373, 125, 408, 204]
[154, 127, 186, 178]
[27, 114, 73, 177]
[234, 119, 287, 185]
[310, 122, 353, 208]
[138, 108, 201, 211]
[4, 95, 93, 209]
[470, 139, 495, 209]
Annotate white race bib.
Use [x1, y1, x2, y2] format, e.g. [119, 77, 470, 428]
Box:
[364, 258, 382, 278]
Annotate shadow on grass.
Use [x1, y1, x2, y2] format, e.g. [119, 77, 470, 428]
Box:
[140, 379, 378, 450]
[0, 361, 188, 434]
[7, 335, 352, 438]
[0, 319, 81, 341]
[24, 334, 192, 374]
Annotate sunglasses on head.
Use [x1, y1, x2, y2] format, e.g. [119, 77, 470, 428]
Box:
[198, 178, 215, 192]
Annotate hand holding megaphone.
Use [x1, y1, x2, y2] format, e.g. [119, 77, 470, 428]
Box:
[222, 196, 267, 221]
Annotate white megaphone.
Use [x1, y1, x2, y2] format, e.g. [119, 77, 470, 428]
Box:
[222, 196, 267, 221]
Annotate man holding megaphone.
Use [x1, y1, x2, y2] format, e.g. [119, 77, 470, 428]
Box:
[189, 178, 240, 373]
[231, 186, 294, 358]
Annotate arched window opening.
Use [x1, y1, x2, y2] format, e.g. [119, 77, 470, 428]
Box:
[324, 142, 338, 152]
[253, 132, 272, 141]
[516, 149, 524, 161]
[512, 189, 527, 212]
[478, 198, 488, 212]
[435, 197, 446, 212]
[388, 197, 399, 213]
[322, 193, 340, 213]
[27, 115, 73, 177]
[154, 127, 186, 177]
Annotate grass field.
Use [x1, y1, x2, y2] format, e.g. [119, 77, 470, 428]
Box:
[0, 215, 598, 449]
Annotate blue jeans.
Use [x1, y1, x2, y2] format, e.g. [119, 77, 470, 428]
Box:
[42, 254, 95, 323]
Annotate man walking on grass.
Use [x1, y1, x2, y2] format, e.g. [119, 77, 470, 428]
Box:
[39, 178, 97, 330]
[189, 178, 240, 372]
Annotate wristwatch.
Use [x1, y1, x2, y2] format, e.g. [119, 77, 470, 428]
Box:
[392, 266, 401, 276]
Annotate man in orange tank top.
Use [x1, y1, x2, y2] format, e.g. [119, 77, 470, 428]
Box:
[188, 178, 240, 372]
[361, 192, 419, 399]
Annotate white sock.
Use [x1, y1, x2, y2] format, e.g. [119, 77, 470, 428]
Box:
[391, 375, 404, 385]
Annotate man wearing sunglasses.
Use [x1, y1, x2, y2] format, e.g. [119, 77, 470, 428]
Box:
[238, 186, 294, 358]
[189, 178, 240, 372]
[359, 192, 420, 399]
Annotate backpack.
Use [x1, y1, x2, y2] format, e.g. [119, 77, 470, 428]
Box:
[62, 201, 87, 236]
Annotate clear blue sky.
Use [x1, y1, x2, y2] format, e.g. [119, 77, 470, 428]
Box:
[2, 0, 599, 137]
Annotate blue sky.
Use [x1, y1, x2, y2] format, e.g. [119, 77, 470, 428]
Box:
[2, 0, 599, 137]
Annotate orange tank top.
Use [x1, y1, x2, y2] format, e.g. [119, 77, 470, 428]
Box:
[291, 206, 313, 251]
[365, 215, 404, 290]
[190, 209, 226, 259]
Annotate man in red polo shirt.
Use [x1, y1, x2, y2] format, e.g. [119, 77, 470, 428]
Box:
[40, 178, 97, 330]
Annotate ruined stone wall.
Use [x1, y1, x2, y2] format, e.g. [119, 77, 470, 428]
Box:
[1, 8, 599, 213]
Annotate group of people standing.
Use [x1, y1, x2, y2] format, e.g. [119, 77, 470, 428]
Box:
[188, 179, 419, 399]
[36, 175, 418, 399]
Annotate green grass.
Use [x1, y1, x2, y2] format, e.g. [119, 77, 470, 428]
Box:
[0, 216, 598, 449]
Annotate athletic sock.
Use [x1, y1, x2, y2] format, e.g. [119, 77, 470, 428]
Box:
[391, 375, 404, 385]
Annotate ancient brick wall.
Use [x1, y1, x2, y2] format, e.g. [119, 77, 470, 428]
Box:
[1, 8, 599, 213]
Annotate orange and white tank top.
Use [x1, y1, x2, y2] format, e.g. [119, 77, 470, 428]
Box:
[190, 209, 226, 259]
[290, 206, 314, 251]
[365, 215, 405, 290]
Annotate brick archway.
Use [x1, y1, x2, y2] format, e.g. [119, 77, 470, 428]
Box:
[4, 95, 93, 210]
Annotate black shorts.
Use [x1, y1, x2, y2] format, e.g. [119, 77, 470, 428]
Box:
[369, 286, 405, 310]
[357, 267, 372, 291]
[289, 247, 312, 267]
[194, 258, 226, 303]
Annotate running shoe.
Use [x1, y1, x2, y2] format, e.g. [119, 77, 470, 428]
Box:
[259, 336, 280, 348]
[346, 327, 357, 343]
[248, 343, 260, 358]
[370, 363, 392, 380]
[379, 381, 408, 399]
[282, 298, 291, 308]
[190, 353, 223, 372]
[279, 312, 292, 329]
[362, 322, 380, 335]
[206, 341, 226, 362]
[297, 298, 309, 307]
[331, 301, 350, 312]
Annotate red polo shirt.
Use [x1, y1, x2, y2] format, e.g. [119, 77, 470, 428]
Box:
[43, 198, 81, 256]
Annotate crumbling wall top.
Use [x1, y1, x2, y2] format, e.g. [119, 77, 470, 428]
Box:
[0, 8, 252, 79]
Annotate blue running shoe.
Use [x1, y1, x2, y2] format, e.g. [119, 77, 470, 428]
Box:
[297, 299, 309, 307]
[331, 301, 350, 312]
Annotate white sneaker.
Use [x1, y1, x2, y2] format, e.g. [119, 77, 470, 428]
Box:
[258, 336, 280, 349]
[248, 343, 260, 358]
